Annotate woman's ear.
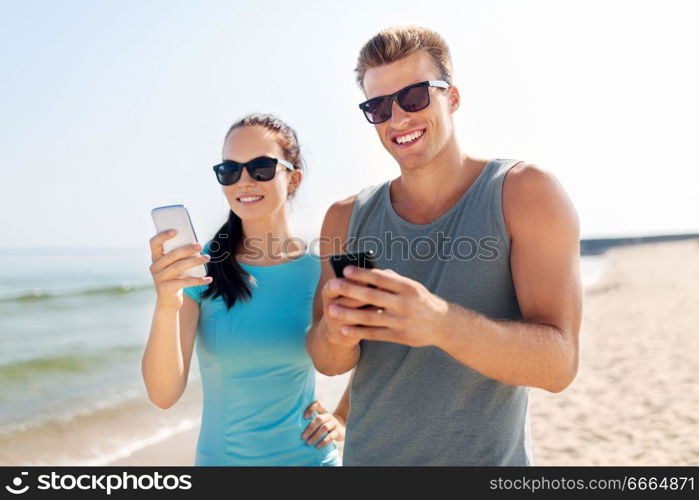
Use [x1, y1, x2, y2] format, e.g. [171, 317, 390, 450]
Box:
[287, 169, 303, 195]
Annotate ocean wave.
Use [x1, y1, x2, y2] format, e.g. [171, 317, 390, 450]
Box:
[0, 367, 202, 439]
[0, 345, 142, 380]
[0, 387, 145, 437]
[83, 418, 200, 466]
[0, 282, 153, 303]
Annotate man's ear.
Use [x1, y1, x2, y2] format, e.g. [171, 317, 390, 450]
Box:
[448, 85, 461, 113]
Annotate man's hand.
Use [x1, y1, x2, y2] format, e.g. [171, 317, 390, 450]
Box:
[325, 265, 450, 347]
[319, 273, 373, 348]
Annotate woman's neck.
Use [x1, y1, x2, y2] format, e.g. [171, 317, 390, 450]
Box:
[238, 215, 304, 262]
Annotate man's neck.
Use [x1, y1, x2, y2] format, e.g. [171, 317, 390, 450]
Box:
[390, 138, 485, 225]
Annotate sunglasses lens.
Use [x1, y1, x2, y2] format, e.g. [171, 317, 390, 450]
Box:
[215, 163, 241, 185]
[398, 84, 430, 112]
[362, 97, 392, 124]
[248, 157, 278, 181]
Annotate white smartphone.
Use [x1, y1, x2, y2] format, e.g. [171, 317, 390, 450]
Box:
[151, 204, 207, 278]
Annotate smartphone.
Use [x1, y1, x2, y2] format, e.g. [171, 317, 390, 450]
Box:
[151, 204, 207, 278]
[329, 250, 376, 278]
[329, 250, 377, 309]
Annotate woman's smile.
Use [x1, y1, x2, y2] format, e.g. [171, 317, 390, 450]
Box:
[236, 194, 265, 204]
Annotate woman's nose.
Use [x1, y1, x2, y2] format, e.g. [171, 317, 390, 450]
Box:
[238, 166, 256, 185]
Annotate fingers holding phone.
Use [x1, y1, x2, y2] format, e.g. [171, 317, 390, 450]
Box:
[148, 230, 213, 310]
[150, 204, 213, 310]
[319, 250, 379, 347]
[329, 250, 378, 309]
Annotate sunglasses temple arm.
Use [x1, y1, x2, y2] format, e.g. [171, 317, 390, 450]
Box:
[278, 159, 295, 171]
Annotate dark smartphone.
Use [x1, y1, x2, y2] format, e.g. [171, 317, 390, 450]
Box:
[329, 250, 377, 309]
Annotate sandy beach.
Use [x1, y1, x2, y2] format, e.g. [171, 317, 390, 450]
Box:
[2, 239, 697, 466]
[530, 239, 699, 465]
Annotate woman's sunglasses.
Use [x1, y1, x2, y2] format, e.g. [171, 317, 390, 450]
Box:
[358, 80, 450, 124]
[212, 156, 295, 185]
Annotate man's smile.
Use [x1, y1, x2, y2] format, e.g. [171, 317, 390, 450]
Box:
[391, 128, 426, 148]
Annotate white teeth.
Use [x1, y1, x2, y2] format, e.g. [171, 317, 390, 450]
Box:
[238, 196, 263, 202]
[396, 130, 424, 144]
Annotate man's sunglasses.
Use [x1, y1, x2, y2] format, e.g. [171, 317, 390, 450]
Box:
[212, 156, 295, 185]
[358, 80, 450, 124]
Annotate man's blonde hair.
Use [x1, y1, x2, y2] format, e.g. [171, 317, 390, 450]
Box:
[354, 26, 453, 90]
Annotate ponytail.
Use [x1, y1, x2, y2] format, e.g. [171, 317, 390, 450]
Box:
[199, 209, 255, 310]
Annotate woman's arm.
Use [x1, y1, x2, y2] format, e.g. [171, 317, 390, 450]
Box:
[142, 230, 211, 409]
[302, 371, 353, 448]
[141, 296, 199, 409]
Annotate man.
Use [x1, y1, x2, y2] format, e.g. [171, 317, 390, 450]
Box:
[306, 26, 582, 465]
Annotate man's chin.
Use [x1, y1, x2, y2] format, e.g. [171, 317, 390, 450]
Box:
[391, 151, 431, 170]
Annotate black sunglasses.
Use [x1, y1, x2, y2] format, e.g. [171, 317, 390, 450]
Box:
[212, 156, 295, 185]
[358, 80, 450, 124]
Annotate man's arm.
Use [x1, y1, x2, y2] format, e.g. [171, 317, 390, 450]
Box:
[332, 371, 352, 425]
[438, 163, 582, 391]
[327, 164, 582, 393]
[306, 196, 362, 376]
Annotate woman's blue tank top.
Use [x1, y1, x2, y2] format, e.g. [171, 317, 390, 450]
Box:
[184, 246, 341, 466]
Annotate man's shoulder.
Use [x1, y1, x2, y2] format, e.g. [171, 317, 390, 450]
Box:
[325, 194, 357, 224]
[502, 162, 577, 236]
[504, 161, 556, 188]
[319, 194, 356, 246]
[323, 180, 387, 223]
[503, 162, 564, 208]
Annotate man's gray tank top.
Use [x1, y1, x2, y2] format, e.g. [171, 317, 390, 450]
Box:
[343, 158, 534, 466]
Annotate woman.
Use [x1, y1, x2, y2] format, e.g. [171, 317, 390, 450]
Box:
[142, 113, 348, 466]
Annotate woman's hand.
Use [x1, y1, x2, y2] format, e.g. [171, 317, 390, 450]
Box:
[301, 400, 346, 448]
[149, 230, 212, 311]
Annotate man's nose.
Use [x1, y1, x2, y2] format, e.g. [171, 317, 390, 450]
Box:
[389, 100, 411, 128]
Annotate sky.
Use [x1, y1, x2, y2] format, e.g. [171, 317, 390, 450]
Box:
[1, 0, 698, 249]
